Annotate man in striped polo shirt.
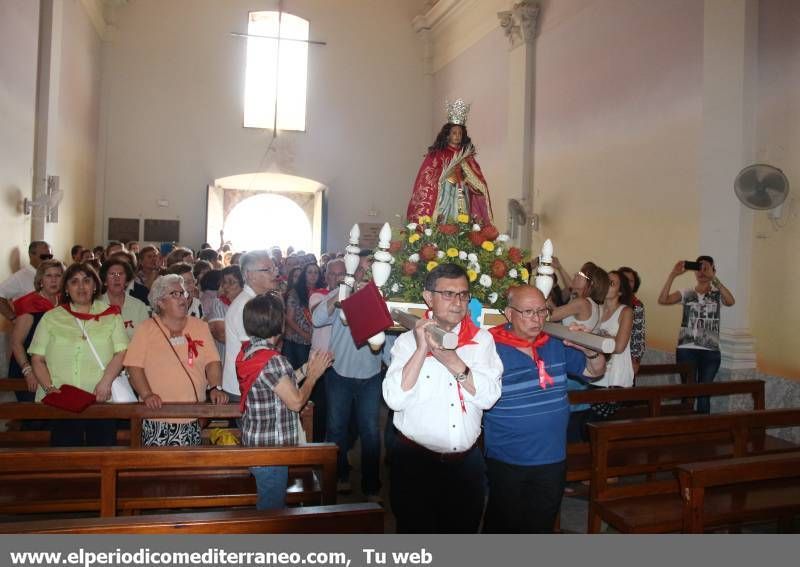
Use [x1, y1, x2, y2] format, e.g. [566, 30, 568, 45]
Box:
[484, 285, 606, 533]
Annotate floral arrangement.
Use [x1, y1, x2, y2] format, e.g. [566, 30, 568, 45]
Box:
[384, 214, 530, 309]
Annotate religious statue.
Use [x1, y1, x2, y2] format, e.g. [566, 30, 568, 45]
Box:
[406, 99, 494, 225]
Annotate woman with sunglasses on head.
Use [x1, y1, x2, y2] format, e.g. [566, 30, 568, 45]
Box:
[100, 259, 150, 340]
[9, 260, 65, 404]
[593, 271, 635, 389]
[124, 275, 227, 446]
[28, 263, 128, 446]
[548, 262, 609, 332]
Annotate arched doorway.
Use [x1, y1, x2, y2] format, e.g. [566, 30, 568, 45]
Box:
[223, 193, 312, 252]
[207, 172, 326, 254]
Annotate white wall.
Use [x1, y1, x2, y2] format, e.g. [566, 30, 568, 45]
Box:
[97, 0, 431, 252]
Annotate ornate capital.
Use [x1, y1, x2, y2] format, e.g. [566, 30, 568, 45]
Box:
[498, 1, 540, 49]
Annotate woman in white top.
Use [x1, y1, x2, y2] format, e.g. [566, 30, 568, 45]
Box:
[549, 261, 609, 332]
[594, 271, 634, 388]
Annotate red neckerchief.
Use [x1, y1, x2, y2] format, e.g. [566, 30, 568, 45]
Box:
[490, 324, 554, 389]
[424, 312, 480, 413]
[185, 334, 204, 367]
[60, 303, 121, 321]
[235, 341, 280, 412]
[219, 295, 231, 306]
[13, 292, 57, 317]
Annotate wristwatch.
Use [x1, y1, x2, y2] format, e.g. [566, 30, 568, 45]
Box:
[454, 366, 470, 383]
[208, 385, 224, 392]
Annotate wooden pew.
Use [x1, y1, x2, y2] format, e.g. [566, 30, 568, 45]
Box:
[587, 408, 800, 533]
[677, 452, 800, 533]
[566, 379, 766, 482]
[0, 444, 338, 518]
[2, 504, 384, 534]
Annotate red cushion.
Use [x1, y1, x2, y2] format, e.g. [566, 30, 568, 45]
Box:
[340, 281, 393, 348]
[42, 385, 96, 413]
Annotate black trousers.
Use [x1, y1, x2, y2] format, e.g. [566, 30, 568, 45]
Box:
[50, 419, 117, 447]
[389, 435, 486, 534]
[483, 457, 567, 533]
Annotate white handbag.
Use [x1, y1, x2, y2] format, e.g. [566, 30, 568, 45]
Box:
[76, 318, 138, 403]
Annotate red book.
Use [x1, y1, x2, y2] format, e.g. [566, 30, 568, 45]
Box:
[42, 385, 96, 413]
[340, 281, 393, 348]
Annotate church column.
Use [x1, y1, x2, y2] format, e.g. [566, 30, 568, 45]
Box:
[700, 0, 759, 374]
[497, 1, 539, 250]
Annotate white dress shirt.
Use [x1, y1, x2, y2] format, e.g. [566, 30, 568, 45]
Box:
[383, 323, 503, 453]
[0, 265, 35, 300]
[222, 284, 257, 394]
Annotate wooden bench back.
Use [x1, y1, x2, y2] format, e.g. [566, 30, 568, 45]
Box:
[588, 408, 800, 503]
[1, 504, 385, 534]
[677, 450, 800, 533]
[0, 444, 338, 517]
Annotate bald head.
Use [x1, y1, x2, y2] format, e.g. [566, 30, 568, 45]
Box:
[507, 285, 545, 305]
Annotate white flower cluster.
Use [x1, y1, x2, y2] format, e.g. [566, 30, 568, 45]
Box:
[479, 274, 492, 287]
[407, 222, 418, 231]
[408, 253, 420, 263]
[509, 268, 518, 279]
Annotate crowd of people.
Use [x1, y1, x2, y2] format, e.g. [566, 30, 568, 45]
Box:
[0, 237, 735, 533]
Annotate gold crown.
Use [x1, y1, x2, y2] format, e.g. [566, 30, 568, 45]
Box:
[446, 99, 470, 126]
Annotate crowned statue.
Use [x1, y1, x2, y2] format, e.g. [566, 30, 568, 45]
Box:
[406, 99, 494, 226]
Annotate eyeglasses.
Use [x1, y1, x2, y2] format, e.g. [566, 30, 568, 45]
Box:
[576, 271, 592, 282]
[253, 267, 279, 275]
[508, 306, 550, 320]
[166, 290, 189, 299]
[430, 290, 471, 302]
[39, 254, 53, 261]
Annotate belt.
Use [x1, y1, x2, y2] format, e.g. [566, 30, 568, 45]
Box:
[395, 429, 477, 463]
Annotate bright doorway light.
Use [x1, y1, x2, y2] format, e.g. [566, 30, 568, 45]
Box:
[223, 194, 312, 253]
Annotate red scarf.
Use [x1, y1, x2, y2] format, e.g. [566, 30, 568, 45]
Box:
[235, 341, 280, 413]
[13, 292, 57, 317]
[425, 313, 480, 413]
[185, 334, 204, 367]
[60, 303, 121, 321]
[490, 324, 554, 389]
[219, 295, 232, 306]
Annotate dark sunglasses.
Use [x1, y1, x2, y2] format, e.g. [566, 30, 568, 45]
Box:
[39, 254, 54, 261]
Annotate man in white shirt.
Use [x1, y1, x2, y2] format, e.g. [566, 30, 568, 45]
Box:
[383, 263, 503, 533]
[222, 250, 280, 397]
[0, 241, 52, 321]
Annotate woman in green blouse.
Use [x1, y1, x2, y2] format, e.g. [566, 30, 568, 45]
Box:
[29, 263, 129, 446]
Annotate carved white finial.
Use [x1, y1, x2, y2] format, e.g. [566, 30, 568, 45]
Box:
[534, 238, 555, 298]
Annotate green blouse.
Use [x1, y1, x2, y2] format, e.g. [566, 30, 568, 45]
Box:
[28, 300, 129, 401]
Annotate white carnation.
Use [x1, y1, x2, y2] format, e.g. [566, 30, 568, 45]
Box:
[469, 262, 481, 274]
[424, 228, 432, 236]
[497, 234, 510, 242]
[488, 292, 498, 304]
[508, 268, 518, 279]
[458, 251, 468, 260]
[407, 223, 417, 231]
[436, 250, 445, 259]
[391, 283, 400, 293]
[467, 253, 478, 263]
[495, 247, 503, 256]
[479, 274, 492, 288]
[472, 224, 481, 232]
[408, 253, 420, 263]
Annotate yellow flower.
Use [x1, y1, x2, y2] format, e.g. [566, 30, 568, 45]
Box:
[481, 241, 495, 252]
[418, 215, 432, 225]
[520, 268, 529, 281]
[426, 261, 439, 271]
[446, 247, 459, 258]
[467, 269, 477, 282]
[457, 213, 470, 224]
[408, 233, 420, 244]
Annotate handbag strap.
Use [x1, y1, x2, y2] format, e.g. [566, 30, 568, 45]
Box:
[153, 318, 200, 403]
[75, 318, 106, 371]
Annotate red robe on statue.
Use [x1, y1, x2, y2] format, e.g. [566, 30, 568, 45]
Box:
[406, 145, 493, 225]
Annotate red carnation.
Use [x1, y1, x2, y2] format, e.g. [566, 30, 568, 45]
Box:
[420, 244, 437, 261]
[402, 261, 418, 276]
[438, 224, 458, 236]
[508, 247, 523, 264]
[481, 225, 500, 241]
[491, 259, 508, 278]
[468, 232, 486, 247]
[389, 240, 403, 253]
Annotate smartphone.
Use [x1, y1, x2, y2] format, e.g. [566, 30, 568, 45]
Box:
[683, 260, 701, 271]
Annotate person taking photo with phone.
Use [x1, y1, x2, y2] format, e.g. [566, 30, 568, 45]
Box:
[658, 256, 735, 413]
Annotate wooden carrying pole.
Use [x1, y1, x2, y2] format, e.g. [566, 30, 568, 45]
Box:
[390, 309, 458, 350]
[542, 322, 615, 354]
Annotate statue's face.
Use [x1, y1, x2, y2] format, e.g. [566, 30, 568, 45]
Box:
[447, 125, 463, 147]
